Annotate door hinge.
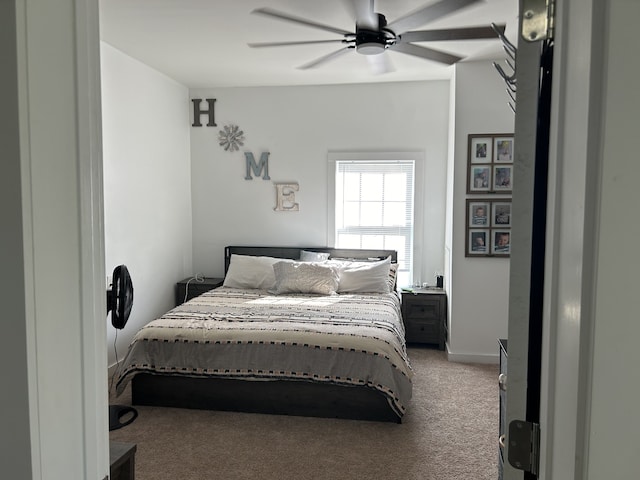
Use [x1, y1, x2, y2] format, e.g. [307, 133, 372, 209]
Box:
[508, 420, 540, 475]
[521, 0, 555, 42]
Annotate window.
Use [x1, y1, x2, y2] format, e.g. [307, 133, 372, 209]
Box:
[328, 152, 422, 287]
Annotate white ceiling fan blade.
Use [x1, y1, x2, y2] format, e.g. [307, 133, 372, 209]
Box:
[298, 47, 352, 69]
[252, 7, 352, 36]
[400, 25, 505, 43]
[249, 39, 345, 48]
[389, 42, 462, 65]
[388, 0, 482, 34]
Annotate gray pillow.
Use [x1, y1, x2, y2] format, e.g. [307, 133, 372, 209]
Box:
[299, 250, 331, 262]
[270, 261, 339, 295]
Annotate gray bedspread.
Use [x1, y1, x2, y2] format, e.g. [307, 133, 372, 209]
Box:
[115, 287, 413, 416]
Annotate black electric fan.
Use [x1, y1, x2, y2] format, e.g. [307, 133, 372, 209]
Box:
[107, 264, 138, 431]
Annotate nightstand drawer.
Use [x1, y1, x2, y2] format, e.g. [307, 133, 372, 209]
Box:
[405, 318, 440, 343]
[404, 300, 441, 320]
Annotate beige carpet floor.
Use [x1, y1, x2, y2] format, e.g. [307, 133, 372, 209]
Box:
[109, 347, 499, 480]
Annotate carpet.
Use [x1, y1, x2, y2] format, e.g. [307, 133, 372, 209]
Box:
[109, 347, 498, 480]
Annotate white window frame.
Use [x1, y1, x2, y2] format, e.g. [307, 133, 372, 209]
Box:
[327, 151, 424, 285]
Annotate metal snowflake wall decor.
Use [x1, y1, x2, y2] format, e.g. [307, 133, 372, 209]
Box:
[218, 124, 245, 152]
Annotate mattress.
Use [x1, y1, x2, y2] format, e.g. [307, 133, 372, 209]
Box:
[115, 286, 413, 417]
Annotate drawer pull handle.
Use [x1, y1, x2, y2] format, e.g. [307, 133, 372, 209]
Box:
[499, 434, 506, 448]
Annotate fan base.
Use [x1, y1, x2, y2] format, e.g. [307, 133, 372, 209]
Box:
[109, 404, 138, 431]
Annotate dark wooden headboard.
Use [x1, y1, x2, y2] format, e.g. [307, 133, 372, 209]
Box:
[224, 246, 397, 274]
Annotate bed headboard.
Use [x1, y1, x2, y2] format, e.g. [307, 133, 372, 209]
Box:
[224, 246, 397, 274]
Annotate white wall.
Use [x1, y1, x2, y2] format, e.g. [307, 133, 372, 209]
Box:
[189, 81, 450, 283]
[101, 43, 193, 365]
[447, 61, 514, 362]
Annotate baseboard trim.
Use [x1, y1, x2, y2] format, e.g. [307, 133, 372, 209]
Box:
[446, 348, 499, 364]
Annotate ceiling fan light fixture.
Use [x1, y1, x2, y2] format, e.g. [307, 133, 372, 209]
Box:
[356, 42, 386, 55]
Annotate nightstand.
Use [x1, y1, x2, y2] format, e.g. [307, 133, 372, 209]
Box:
[110, 441, 136, 480]
[401, 288, 447, 350]
[175, 276, 224, 306]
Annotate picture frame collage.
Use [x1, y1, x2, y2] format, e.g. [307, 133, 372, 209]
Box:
[466, 134, 514, 257]
[465, 198, 512, 256]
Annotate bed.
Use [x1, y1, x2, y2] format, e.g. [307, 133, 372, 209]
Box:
[115, 246, 413, 423]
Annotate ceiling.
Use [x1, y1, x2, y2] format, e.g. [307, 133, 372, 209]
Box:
[99, 0, 518, 88]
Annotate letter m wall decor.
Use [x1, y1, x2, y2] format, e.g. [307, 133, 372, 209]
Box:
[244, 152, 271, 180]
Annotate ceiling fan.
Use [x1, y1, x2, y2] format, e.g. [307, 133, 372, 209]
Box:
[248, 0, 506, 74]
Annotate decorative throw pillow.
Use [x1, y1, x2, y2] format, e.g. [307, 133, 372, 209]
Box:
[223, 255, 289, 290]
[332, 256, 392, 294]
[270, 261, 339, 295]
[299, 250, 330, 262]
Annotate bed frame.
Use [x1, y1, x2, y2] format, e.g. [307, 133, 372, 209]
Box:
[131, 246, 402, 423]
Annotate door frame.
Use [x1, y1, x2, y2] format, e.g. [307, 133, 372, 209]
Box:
[505, 0, 606, 479]
[2, 1, 108, 478]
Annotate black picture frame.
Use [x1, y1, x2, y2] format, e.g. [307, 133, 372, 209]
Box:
[467, 133, 514, 194]
[465, 198, 512, 257]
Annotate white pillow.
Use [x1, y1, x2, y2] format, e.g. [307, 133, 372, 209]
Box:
[223, 255, 289, 290]
[299, 250, 330, 262]
[332, 256, 392, 294]
[271, 261, 339, 295]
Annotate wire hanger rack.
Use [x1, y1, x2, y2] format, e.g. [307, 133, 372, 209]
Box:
[491, 23, 517, 113]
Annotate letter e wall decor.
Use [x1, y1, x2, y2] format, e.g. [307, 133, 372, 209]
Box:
[274, 183, 299, 212]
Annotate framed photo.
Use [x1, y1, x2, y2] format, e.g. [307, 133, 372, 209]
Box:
[493, 165, 513, 192]
[467, 133, 513, 194]
[466, 199, 512, 257]
[492, 201, 512, 227]
[494, 136, 514, 163]
[467, 229, 490, 255]
[492, 230, 511, 255]
[469, 165, 491, 193]
[468, 201, 490, 227]
[469, 136, 493, 164]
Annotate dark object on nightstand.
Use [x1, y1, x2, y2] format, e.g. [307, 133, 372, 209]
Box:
[110, 441, 136, 480]
[175, 277, 224, 306]
[498, 338, 508, 480]
[400, 288, 447, 349]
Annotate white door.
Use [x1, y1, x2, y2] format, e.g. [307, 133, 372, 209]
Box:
[504, 1, 638, 479]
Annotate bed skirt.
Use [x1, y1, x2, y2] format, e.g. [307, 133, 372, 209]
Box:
[131, 374, 402, 423]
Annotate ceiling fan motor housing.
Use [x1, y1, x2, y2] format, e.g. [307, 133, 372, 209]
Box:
[356, 13, 392, 55]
